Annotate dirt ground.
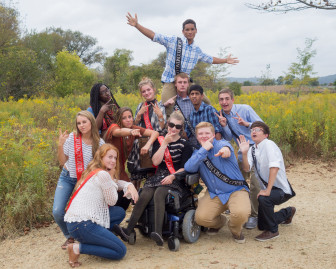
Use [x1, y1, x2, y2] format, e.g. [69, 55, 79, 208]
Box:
[1, 160, 336, 269]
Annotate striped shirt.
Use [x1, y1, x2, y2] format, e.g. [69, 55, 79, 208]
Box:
[153, 33, 213, 83]
[63, 132, 105, 178]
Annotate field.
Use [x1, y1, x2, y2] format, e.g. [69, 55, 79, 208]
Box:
[0, 90, 335, 238]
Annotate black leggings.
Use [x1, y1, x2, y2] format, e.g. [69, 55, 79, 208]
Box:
[126, 186, 170, 236]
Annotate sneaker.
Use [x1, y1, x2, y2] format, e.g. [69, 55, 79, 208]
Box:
[150, 232, 164, 246]
[206, 228, 221, 235]
[233, 233, 245, 244]
[281, 207, 296, 225]
[255, 231, 279, 242]
[112, 225, 129, 242]
[244, 216, 258, 229]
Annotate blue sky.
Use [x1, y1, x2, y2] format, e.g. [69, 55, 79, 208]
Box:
[12, 0, 336, 78]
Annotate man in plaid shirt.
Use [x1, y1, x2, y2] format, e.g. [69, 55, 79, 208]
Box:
[186, 84, 222, 147]
[126, 13, 239, 116]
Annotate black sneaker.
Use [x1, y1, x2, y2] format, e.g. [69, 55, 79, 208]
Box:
[150, 232, 164, 246]
[112, 225, 129, 242]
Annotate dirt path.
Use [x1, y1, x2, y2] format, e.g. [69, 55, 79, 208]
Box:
[1, 160, 336, 269]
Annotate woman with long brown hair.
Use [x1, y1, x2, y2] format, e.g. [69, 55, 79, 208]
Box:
[65, 144, 138, 267]
[53, 111, 105, 250]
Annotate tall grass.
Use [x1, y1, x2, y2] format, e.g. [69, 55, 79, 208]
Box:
[0, 90, 335, 238]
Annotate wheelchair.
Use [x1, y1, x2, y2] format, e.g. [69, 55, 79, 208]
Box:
[131, 172, 201, 251]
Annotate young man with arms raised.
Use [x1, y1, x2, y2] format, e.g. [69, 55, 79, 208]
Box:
[185, 122, 250, 243]
[238, 121, 296, 241]
[186, 84, 222, 147]
[216, 88, 262, 229]
[126, 13, 239, 114]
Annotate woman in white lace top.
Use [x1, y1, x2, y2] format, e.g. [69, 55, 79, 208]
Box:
[64, 144, 138, 267]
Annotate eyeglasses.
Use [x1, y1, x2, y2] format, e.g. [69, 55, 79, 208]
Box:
[250, 128, 264, 133]
[100, 88, 110, 95]
[168, 122, 183, 130]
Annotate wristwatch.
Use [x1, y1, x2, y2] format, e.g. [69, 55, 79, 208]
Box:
[158, 118, 164, 123]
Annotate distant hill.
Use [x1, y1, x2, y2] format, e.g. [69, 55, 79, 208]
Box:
[227, 74, 336, 85]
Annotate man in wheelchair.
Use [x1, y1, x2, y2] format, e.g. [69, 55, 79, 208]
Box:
[113, 111, 195, 250]
[185, 122, 251, 243]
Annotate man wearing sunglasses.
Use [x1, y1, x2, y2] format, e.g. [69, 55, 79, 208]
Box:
[216, 88, 263, 230]
[238, 121, 296, 242]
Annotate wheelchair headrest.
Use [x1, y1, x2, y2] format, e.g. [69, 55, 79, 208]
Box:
[185, 173, 200, 186]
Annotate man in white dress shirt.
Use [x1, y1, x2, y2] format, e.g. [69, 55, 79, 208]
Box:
[238, 121, 296, 242]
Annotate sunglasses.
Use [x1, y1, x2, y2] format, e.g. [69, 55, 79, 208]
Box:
[168, 122, 183, 130]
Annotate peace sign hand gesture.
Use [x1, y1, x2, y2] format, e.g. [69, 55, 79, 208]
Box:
[58, 129, 69, 146]
[215, 110, 227, 127]
[233, 113, 249, 127]
[152, 102, 163, 118]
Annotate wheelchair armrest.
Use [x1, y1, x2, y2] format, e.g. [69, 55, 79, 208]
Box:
[167, 189, 181, 209]
[185, 173, 200, 186]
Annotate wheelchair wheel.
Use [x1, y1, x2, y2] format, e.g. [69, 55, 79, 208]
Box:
[168, 236, 180, 252]
[182, 209, 201, 243]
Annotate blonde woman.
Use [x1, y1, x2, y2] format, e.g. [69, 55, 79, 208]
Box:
[53, 111, 104, 250]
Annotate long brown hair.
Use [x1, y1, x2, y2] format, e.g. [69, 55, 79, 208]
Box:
[75, 143, 120, 189]
[75, 110, 100, 158]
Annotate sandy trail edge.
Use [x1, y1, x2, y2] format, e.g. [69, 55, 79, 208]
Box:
[1, 160, 336, 269]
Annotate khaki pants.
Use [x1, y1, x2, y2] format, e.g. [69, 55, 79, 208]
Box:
[195, 189, 251, 237]
[161, 82, 211, 118]
[238, 161, 260, 218]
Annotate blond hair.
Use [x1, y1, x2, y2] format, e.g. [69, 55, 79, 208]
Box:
[195, 122, 215, 134]
[138, 77, 156, 95]
[75, 110, 101, 158]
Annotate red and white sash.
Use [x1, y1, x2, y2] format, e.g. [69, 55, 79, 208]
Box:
[74, 134, 84, 180]
[66, 168, 103, 211]
[157, 136, 176, 174]
[143, 102, 153, 130]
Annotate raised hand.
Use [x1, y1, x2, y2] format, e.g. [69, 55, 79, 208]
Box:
[100, 99, 114, 113]
[126, 12, 138, 27]
[215, 110, 227, 127]
[163, 132, 174, 145]
[226, 54, 239, 65]
[137, 103, 150, 116]
[214, 146, 231, 158]
[59, 129, 69, 145]
[152, 102, 163, 118]
[237, 135, 250, 154]
[233, 112, 249, 127]
[164, 95, 177, 107]
[201, 135, 215, 151]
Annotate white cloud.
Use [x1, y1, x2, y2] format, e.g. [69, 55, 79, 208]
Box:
[11, 0, 336, 78]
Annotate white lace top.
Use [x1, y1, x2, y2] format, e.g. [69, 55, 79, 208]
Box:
[64, 170, 132, 228]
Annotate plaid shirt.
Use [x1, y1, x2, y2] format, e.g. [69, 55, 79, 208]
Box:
[153, 33, 213, 83]
[176, 95, 194, 119]
[186, 102, 222, 145]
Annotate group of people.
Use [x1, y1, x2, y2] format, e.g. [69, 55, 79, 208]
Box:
[52, 14, 296, 267]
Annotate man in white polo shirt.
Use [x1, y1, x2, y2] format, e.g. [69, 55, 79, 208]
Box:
[238, 121, 296, 241]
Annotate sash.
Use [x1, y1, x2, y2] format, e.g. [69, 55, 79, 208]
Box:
[251, 146, 295, 197]
[74, 134, 84, 180]
[175, 37, 183, 75]
[66, 168, 103, 211]
[174, 103, 248, 188]
[143, 102, 153, 130]
[158, 136, 176, 174]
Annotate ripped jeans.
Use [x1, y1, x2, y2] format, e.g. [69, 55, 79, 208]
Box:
[52, 168, 77, 238]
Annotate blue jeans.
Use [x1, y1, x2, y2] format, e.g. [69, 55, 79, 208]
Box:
[66, 206, 126, 260]
[52, 168, 77, 238]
